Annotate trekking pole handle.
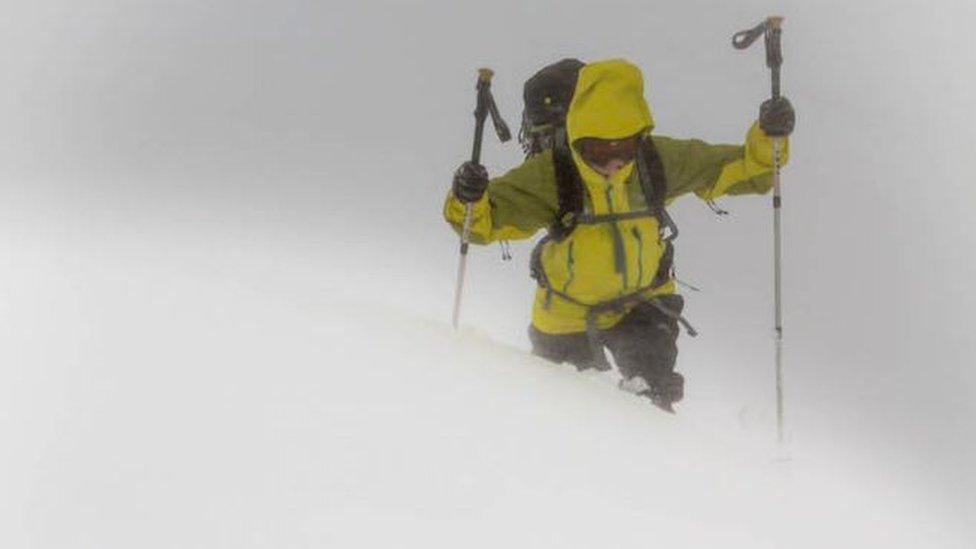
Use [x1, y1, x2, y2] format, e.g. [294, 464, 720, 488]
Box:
[471, 69, 493, 164]
[765, 17, 784, 98]
[472, 68, 512, 163]
[478, 67, 494, 83]
[732, 16, 785, 98]
[488, 94, 512, 143]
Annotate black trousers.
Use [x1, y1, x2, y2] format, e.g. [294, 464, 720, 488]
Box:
[528, 294, 684, 385]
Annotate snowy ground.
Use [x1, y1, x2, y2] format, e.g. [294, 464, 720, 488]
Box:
[2, 219, 972, 548]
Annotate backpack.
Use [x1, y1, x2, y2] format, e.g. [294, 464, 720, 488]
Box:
[519, 58, 585, 156]
[518, 59, 678, 242]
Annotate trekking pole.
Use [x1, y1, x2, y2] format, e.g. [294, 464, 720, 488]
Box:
[732, 16, 787, 443]
[452, 68, 511, 330]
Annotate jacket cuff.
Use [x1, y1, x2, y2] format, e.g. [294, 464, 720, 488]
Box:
[695, 122, 790, 200]
[745, 121, 790, 169]
[443, 192, 492, 242]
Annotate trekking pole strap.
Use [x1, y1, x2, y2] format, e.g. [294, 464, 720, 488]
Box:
[732, 20, 767, 50]
[487, 93, 512, 143]
[732, 17, 785, 98]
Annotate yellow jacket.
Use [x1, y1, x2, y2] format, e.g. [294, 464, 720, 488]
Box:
[445, 59, 789, 334]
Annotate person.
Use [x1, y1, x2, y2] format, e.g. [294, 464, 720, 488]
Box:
[443, 58, 794, 412]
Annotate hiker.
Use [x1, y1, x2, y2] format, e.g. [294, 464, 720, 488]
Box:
[444, 58, 795, 411]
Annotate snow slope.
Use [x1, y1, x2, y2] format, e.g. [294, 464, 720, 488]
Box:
[2, 227, 970, 548]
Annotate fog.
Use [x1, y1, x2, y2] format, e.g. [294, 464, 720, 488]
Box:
[2, 0, 974, 546]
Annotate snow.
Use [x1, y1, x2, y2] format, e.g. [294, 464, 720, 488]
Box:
[0, 226, 969, 548]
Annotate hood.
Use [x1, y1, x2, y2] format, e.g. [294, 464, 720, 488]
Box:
[565, 58, 655, 144]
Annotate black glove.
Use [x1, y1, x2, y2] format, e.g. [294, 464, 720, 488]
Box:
[452, 161, 489, 203]
[759, 96, 796, 137]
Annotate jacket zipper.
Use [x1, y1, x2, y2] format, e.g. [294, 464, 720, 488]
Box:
[632, 226, 644, 287]
[562, 240, 575, 294]
[605, 184, 628, 290]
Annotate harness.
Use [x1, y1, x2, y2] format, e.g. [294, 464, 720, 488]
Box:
[530, 130, 697, 370]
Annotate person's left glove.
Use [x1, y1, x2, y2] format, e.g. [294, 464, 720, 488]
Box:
[759, 96, 796, 137]
[452, 161, 489, 203]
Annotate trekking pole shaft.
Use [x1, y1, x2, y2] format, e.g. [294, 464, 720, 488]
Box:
[452, 220, 471, 329]
[453, 201, 476, 329]
[768, 15, 785, 443]
[773, 137, 784, 443]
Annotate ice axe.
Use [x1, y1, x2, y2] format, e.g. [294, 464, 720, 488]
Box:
[452, 68, 511, 330]
[732, 16, 788, 444]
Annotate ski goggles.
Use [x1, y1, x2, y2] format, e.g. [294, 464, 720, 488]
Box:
[574, 135, 640, 167]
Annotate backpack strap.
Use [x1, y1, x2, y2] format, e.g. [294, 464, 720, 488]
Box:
[576, 210, 657, 224]
[635, 135, 679, 241]
[635, 135, 666, 209]
[550, 126, 585, 240]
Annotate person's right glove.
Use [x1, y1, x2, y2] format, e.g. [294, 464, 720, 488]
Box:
[759, 96, 796, 137]
[452, 161, 489, 203]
